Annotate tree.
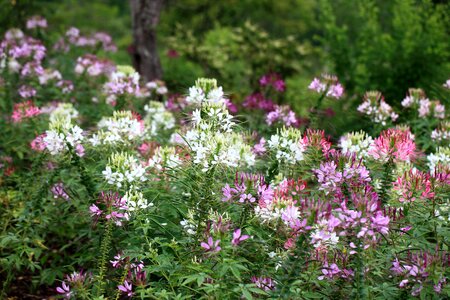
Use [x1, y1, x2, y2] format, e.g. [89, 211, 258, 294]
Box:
[130, 0, 164, 81]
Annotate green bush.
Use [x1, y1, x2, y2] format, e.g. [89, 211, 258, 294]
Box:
[319, 0, 449, 103]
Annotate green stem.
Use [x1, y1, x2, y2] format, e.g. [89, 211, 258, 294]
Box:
[379, 159, 393, 204]
[310, 92, 326, 129]
[70, 147, 95, 196]
[96, 220, 113, 296]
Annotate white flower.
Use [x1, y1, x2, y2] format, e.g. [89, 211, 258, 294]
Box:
[102, 153, 147, 188]
[124, 191, 153, 212]
[43, 130, 66, 155]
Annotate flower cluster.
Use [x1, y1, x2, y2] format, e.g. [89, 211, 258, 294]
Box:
[11, 100, 40, 123]
[243, 92, 275, 112]
[266, 104, 299, 127]
[402, 88, 445, 119]
[186, 78, 226, 106]
[26, 16, 48, 29]
[368, 128, 416, 163]
[47, 102, 79, 122]
[43, 116, 84, 156]
[357, 91, 398, 125]
[102, 152, 147, 189]
[267, 127, 305, 164]
[146, 146, 181, 171]
[339, 131, 374, 159]
[308, 74, 344, 99]
[56, 270, 91, 299]
[391, 250, 449, 296]
[259, 72, 286, 92]
[427, 147, 450, 171]
[431, 121, 450, 143]
[103, 66, 140, 97]
[90, 111, 144, 146]
[222, 172, 273, 205]
[144, 80, 168, 96]
[143, 101, 175, 137]
[51, 182, 70, 201]
[89, 191, 129, 226]
[55, 27, 116, 52]
[183, 79, 255, 172]
[74, 54, 114, 77]
[392, 169, 434, 203]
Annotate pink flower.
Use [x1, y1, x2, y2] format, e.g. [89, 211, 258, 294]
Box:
[26, 16, 47, 29]
[259, 73, 286, 92]
[200, 236, 221, 253]
[327, 83, 344, 99]
[18, 85, 36, 98]
[110, 252, 124, 268]
[11, 100, 41, 123]
[251, 276, 276, 291]
[368, 128, 416, 162]
[51, 183, 70, 201]
[232, 229, 250, 246]
[239, 193, 256, 203]
[224, 98, 238, 114]
[30, 133, 47, 151]
[89, 204, 102, 217]
[75, 144, 85, 157]
[308, 78, 326, 93]
[399, 279, 409, 288]
[222, 184, 236, 201]
[56, 282, 71, 298]
[118, 280, 133, 297]
[273, 79, 286, 92]
[284, 238, 295, 249]
[266, 105, 298, 127]
[252, 137, 266, 155]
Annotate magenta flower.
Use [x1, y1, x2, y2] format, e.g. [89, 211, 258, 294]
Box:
[110, 252, 124, 268]
[232, 229, 250, 246]
[118, 280, 133, 297]
[30, 133, 47, 151]
[273, 79, 286, 92]
[89, 204, 102, 217]
[200, 237, 221, 253]
[259, 73, 286, 92]
[252, 137, 266, 155]
[56, 282, 71, 298]
[266, 105, 298, 127]
[222, 184, 236, 201]
[51, 182, 70, 201]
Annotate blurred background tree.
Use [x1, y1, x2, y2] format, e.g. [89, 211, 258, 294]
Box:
[0, 0, 448, 105]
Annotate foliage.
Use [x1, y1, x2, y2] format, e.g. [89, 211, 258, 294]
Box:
[1, 18, 450, 300]
[318, 0, 450, 103]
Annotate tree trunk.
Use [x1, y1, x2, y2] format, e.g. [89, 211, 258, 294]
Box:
[130, 0, 164, 82]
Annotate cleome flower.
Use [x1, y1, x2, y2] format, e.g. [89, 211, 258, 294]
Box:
[102, 152, 147, 189]
[90, 110, 144, 146]
[358, 91, 398, 125]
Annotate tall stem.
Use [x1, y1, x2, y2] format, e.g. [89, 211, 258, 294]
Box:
[96, 220, 113, 296]
[310, 93, 326, 129]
